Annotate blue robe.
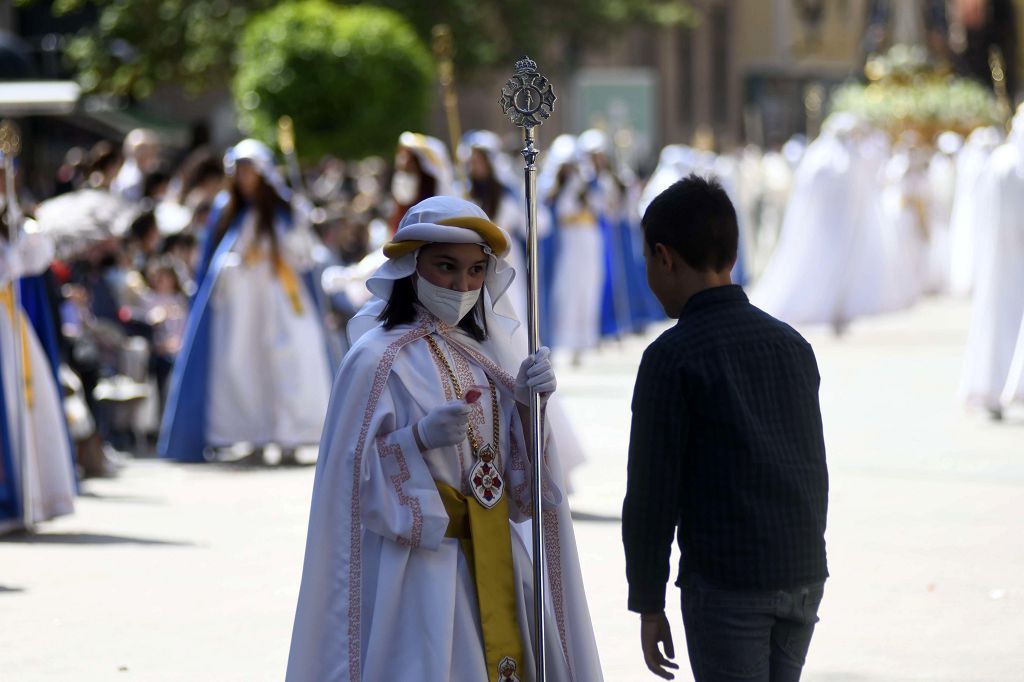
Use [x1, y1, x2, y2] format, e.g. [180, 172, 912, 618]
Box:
[537, 203, 561, 347]
[0, 360, 21, 524]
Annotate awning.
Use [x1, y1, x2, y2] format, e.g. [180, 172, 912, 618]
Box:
[0, 80, 80, 116]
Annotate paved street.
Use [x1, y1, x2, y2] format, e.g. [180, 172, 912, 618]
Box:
[3, 296, 1023, 681]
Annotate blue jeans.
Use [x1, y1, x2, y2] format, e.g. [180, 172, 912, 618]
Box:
[680, 572, 825, 682]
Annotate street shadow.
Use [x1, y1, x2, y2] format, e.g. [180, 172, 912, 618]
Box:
[77, 491, 166, 505]
[571, 510, 621, 523]
[1, 532, 191, 547]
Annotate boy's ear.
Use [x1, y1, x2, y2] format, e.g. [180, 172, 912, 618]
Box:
[654, 243, 675, 272]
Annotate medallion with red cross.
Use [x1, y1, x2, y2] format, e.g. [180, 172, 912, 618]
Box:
[470, 444, 503, 509]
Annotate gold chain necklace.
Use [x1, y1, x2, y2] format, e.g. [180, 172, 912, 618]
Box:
[424, 334, 505, 508]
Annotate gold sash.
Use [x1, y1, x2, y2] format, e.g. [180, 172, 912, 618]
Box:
[242, 246, 304, 315]
[436, 480, 525, 682]
[0, 284, 33, 409]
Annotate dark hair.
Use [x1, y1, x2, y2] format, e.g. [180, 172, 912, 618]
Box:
[142, 168, 171, 199]
[128, 210, 158, 242]
[210, 167, 290, 263]
[468, 151, 503, 218]
[379, 275, 487, 341]
[87, 140, 120, 176]
[641, 174, 738, 272]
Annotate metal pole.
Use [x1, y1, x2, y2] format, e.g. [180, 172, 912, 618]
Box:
[500, 55, 556, 682]
[0, 120, 30, 530]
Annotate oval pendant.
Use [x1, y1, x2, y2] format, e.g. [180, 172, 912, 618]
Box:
[470, 444, 503, 508]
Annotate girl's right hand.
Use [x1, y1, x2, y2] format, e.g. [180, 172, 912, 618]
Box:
[414, 400, 473, 450]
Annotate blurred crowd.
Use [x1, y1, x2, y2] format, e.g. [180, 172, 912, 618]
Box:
[4, 98, 1024, 533]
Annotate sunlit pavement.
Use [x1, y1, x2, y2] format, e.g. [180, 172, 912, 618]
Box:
[3, 295, 1023, 680]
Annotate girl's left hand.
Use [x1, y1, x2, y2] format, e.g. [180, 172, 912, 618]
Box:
[514, 346, 556, 405]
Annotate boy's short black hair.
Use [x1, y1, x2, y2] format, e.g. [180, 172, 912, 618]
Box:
[641, 174, 738, 272]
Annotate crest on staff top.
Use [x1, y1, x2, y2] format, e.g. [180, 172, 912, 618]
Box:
[500, 56, 556, 129]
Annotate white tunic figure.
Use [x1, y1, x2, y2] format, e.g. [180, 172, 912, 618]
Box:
[754, 116, 869, 327]
[959, 109, 1024, 416]
[948, 127, 1004, 295]
[206, 210, 332, 448]
[878, 135, 931, 305]
[159, 139, 332, 461]
[287, 197, 602, 682]
[924, 132, 961, 294]
[542, 135, 605, 359]
[0, 231, 75, 533]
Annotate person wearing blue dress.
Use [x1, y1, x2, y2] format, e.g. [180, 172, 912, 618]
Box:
[158, 140, 332, 465]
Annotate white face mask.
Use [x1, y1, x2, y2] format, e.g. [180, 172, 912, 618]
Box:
[415, 274, 481, 326]
[391, 171, 420, 206]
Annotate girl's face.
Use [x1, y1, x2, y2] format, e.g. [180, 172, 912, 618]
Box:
[468, 149, 492, 182]
[235, 161, 262, 201]
[152, 269, 177, 294]
[416, 242, 487, 292]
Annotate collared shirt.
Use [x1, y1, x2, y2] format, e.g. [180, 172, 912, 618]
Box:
[622, 284, 829, 613]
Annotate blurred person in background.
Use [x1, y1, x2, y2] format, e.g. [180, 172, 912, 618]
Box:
[542, 134, 605, 366]
[460, 129, 531, 318]
[388, 131, 452, 235]
[85, 140, 122, 190]
[159, 139, 332, 465]
[960, 105, 1024, 420]
[1, 227, 76, 534]
[112, 129, 161, 202]
[142, 257, 187, 408]
[578, 128, 657, 339]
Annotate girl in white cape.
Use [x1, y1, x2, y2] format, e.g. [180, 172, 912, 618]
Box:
[286, 196, 602, 681]
[0, 230, 76, 533]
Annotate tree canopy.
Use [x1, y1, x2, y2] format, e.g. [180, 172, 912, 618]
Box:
[31, 0, 697, 99]
[233, 1, 434, 159]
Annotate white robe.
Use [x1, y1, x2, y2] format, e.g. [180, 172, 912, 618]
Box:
[287, 312, 603, 681]
[550, 177, 604, 352]
[0, 286, 75, 533]
[206, 214, 332, 447]
[948, 128, 1003, 296]
[959, 135, 1024, 410]
[1003, 315, 1024, 406]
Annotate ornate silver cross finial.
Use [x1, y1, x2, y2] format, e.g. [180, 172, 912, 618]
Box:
[500, 55, 556, 129]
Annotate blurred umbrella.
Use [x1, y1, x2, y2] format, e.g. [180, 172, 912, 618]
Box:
[34, 188, 135, 256]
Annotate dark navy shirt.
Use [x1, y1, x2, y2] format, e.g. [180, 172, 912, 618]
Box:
[622, 285, 829, 613]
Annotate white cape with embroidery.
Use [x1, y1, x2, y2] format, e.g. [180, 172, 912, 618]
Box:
[286, 311, 603, 682]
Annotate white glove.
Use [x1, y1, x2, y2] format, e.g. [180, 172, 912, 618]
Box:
[415, 399, 474, 450]
[515, 346, 556, 406]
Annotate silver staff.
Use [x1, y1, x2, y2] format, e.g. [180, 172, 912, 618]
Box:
[500, 55, 555, 682]
[0, 120, 31, 529]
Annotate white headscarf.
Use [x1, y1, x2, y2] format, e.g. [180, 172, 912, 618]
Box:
[223, 138, 292, 203]
[459, 129, 520, 191]
[347, 196, 522, 367]
[398, 132, 454, 196]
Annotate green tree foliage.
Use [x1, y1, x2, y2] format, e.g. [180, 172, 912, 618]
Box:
[233, 1, 433, 159]
[41, 0, 278, 99]
[33, 0, 696, 98]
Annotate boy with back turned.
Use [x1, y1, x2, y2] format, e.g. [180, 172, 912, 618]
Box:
[622, 175, 829, 681]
